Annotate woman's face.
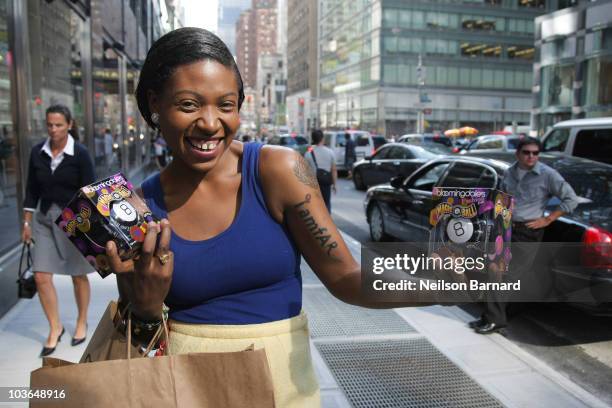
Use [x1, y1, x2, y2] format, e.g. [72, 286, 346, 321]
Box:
[46, 113, 71, 144]
[149, 60, 240, 172]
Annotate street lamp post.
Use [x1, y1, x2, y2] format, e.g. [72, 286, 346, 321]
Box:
[416, 54, 428, 134]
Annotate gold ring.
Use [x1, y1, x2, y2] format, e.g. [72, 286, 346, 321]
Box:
[157, 253, 171, 265]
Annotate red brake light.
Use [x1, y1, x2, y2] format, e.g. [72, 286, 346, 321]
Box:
[582, 227, 612, 269]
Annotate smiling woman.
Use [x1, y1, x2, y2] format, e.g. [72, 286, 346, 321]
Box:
[106, 27, 422, 407]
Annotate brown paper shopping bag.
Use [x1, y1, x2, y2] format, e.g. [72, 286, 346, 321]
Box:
[30, 301, 276, 408]
[78, 301, 141, 363]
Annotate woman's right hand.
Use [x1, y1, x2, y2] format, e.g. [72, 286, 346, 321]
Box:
[106, 219, 173, 320]
[21, 224, 32, 244]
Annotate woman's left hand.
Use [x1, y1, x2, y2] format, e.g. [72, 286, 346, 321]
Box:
[106, 219, 173, 320]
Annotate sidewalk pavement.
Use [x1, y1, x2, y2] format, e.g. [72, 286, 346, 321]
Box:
[0, 230, 607, 407]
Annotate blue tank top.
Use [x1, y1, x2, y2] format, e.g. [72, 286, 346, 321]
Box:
[141, 143, 302, 324]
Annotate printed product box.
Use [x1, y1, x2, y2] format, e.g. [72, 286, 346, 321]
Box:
[428, 187, 513, 281]
[55, 173, 155, 278]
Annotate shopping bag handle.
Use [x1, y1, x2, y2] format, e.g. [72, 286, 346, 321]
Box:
[17, 241, 34, 280]
[126, 309, 170, 359]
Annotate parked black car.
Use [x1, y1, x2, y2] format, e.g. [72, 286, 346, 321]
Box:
[364, 152, 612, 313]
[352, 143, 442, 191]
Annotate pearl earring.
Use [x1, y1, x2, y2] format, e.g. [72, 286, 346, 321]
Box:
[151, 113, 159, 125]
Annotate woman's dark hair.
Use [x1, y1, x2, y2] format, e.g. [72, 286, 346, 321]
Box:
[311, 129, 324, 145]
[70, 120, 80, 141]
[516, 136, 541, 153]
[136, 27, 244, 129]
[46, 104, 72, 124]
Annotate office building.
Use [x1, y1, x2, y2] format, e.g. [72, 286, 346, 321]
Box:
[286, 0, 318, 135]
[533, 0, 612, 134]
[318, 0, 551, 136]
[217, 0, 251, 56]
[235, 0, 277, 88]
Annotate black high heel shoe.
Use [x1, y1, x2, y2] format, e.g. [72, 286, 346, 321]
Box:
[40, 327, 65, 357]
[71, 324, 88, 346]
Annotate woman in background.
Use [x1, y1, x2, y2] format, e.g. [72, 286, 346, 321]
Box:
[22, 104, 96, 357]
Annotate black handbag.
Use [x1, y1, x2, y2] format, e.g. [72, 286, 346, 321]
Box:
[17, 242, 36, 299]
[310, 150, 333, 186]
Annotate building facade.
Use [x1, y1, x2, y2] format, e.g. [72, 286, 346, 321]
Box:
[235, 10, 255, 87]
[217, 0, 251, 56]
[318, 0, 551, 136]
[0, 0, 171, 317]
[235, 0, 277, 88]
[256, 53, 287, 130]
[286, 0, 317, 135]
[532, 0, 612, 135]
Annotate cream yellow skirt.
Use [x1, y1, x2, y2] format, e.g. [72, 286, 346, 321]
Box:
[168, 311, 321, 408]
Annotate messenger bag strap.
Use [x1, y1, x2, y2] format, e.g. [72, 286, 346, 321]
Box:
[310, 149, 319, 169]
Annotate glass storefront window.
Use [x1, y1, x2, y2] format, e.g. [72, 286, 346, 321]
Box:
[93, 47, 121, 178]
[585, 55, 612, 108]
[541, 64, 574, 107]
[0, 0, 20, 254]
[28, 1, 87, 148]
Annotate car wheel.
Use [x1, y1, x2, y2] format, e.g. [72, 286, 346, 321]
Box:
[353, 170, 366, 190]
[369, 204, 390, 242]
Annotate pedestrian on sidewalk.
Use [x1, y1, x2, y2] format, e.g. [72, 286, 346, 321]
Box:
[305, 129, 337, 211]
[471, 137, 579, 334]
[154, 131, 167, 168]
[22, 104, 96, 357]
[344, 131, 356, 179]
[104, 28, 439, 408]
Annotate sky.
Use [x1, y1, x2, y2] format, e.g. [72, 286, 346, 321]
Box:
[183, 0, 219, 32]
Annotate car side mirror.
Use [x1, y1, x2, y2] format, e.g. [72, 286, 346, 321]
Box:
[390, 176, 404, 189]
[364, 155, 373, 161]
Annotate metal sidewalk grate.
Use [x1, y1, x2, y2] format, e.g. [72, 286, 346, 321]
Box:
[303, 287, 416, 337]
[317, 339, 503, 408]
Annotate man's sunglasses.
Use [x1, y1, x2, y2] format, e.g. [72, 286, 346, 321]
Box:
[520, 150, 539, 156]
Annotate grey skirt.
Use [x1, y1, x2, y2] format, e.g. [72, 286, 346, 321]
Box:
[32, 204, 94, 276]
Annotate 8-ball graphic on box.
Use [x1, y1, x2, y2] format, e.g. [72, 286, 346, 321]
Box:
[428, 187, 513, 281]
[55, 173, 156, 277]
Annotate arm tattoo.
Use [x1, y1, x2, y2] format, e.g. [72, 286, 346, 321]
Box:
[294, 194, 339, 257]
[293, 154, 319, 190]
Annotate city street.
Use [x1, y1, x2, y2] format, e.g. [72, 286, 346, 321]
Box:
[330, 177, 612, 406]
[0, 0, 609, 406]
